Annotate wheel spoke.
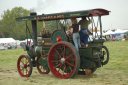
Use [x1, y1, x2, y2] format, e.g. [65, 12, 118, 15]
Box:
[55, 49, 62, 58]
[62, 66, 65, 75]
[59, 46, 64, 55]
[20, 68, 24, 72]
[69, 65, 72, 72]
[23, 68, 24, 74]
[25, 58, 27, 64]
[55, 63, 61, 68]
[57, 64, 62, 73]
[23, 58, 25, 64]
[20, 60, 24, 64]
[26, 68, 29, 73]
[64, 64, 68, 74]
[26, 61, 29, 64]
[67, 48, 70, 55]
[54, 55, 61, 59]
[25, 68, 28, 75]
[65, 53, 73, 60]
[65, 61, 75, 67]
[63, 46, 65, 58]
[52, 60, 60, 63]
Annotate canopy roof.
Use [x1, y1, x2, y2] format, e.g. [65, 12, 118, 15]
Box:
[16, 8, 110, 21]
[114, 29, 124, 33]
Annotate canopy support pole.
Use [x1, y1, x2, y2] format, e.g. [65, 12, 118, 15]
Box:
[99, 15, 102, 38]
[91, 16, 93, 36]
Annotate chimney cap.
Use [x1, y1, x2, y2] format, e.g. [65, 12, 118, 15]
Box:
[30, 12, 37, 16]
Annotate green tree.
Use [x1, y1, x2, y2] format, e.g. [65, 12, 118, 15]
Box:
[0, 7, 30, 40]
[0, 7, 69, 40]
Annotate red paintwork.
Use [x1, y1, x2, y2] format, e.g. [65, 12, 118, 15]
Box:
[89, 9, 110, 16]
[48, 42, 77, 79]
[17, 55, 31, 77]
[56, 35, 62, 42]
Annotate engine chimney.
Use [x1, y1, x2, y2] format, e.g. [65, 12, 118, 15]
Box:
[30, 12, 37, 45]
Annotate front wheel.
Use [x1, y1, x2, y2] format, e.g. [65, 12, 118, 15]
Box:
[17, 55, 33, 77]
[48, 41, 80, 79]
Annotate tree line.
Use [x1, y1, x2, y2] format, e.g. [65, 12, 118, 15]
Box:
[0, 7, 62, 40]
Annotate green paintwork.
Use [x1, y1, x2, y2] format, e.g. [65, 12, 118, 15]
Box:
[16, 11, 89, 21]
[35, 46, 42, 57]
[16, 9, 110, 21]
[35, 38, 52, 57]
[79, 48, 92, 69]
[93, 39, 105, 43]
[79, 43, 103, 69]
[42, 38, 52, 50]
[51, 30, 67, 44]
[39, 57, 48, 69]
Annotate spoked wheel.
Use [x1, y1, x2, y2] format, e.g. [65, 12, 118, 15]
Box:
[17, 55, 33, 77]
[48, 41, 80, 79]
[101, 46, 109, 65]
[37, 57, 50, 74]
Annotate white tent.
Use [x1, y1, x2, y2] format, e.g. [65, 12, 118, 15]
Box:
[114, 29, 124, 33]
[0, 38, 16, 43]
[113, 29, 128, 34]
[103, 30, 114, 35]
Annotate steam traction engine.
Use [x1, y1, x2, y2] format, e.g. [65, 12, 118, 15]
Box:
[16, 9, 110, 78]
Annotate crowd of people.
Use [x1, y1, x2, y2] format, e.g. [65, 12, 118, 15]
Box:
[0, 43, 17, 49]
[0, 42, 26, 50]
[104, 34, 127, 41]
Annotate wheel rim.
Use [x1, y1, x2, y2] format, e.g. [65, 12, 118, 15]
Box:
[101, 46, 109, 65]
[17, 55, 32, 77]
[48, 42, 79, 79]
[37, 57, 50, 74]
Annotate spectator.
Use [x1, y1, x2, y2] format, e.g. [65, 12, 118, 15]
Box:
[78, 16, 92, 47]
[8, 44, 12, 49]
[70, 17, 81, 51]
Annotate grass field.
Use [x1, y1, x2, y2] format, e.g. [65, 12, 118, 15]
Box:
[0, 41, 128, 85]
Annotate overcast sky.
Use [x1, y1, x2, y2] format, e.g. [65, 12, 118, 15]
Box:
[0, 0, 128, 30]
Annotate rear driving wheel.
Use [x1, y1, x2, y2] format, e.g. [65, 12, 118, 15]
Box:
[17, 55, 33, 77]
[48, 41, 80, 79]
[101, 46, 109, 65]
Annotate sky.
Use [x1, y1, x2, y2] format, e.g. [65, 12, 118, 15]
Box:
[0, 0, 128, 30]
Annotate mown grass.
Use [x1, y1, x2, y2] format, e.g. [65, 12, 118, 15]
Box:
[0, 41, 128, 85]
